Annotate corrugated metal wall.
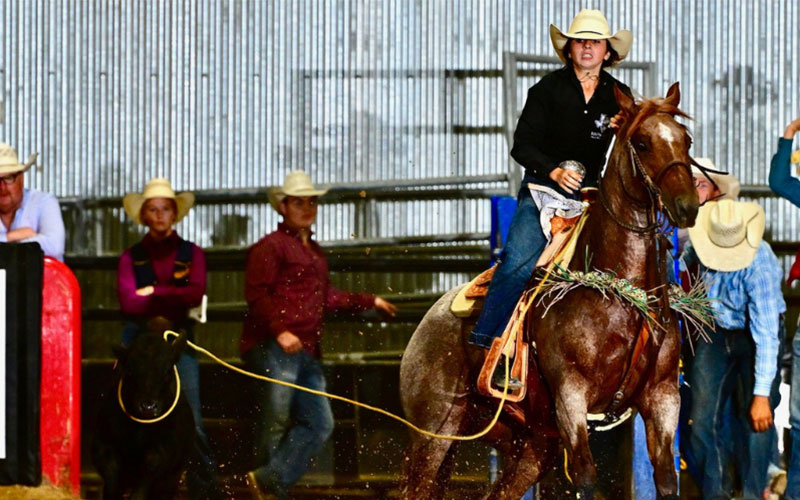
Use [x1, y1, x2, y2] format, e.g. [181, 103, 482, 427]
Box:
[1, 0, 799, 250]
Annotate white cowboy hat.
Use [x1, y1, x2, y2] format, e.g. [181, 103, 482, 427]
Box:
[688, 199, 765, 272]
[549, 9, 633, 67]
[691, 158, 740, 200]
[268, 171, 329, 212]
[122, 178, 195, 226]
[0, 143, 37, 176]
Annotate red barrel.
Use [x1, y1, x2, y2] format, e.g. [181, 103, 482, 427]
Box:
[40, 257, 81, 494]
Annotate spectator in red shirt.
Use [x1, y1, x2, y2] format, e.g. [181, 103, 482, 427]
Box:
[244, 171, 396, 500]
[117, 178, 222, 500]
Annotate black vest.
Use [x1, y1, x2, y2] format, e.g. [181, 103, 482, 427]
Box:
[130, 237, 194, 289]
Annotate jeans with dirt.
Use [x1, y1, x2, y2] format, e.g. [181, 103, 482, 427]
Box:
[468, 181, 548, 348]
[243, 338, 335, 499]
[786, 326, 800, 500]
[688, 325, 782, 500]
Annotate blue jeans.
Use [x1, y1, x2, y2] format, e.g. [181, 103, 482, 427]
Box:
[122, 323, 222, 500]
[469, 182, 547, 347]
[688, 325, 782, 500]
[787, 325, 800, 499]
[242, 338, 335, 499]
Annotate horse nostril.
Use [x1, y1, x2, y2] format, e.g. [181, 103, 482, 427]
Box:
[674, 195, 698, 223]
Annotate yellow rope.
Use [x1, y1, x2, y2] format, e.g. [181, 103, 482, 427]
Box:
[163, 330, 509, 441]
[161, 209, 589, 441]
[564, 448, 573, 484]
[118, 365, 181, 424]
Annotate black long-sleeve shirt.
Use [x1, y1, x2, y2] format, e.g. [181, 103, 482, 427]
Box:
[510, 66, 631, 198]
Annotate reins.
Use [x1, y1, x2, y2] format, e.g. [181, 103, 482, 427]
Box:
[117, 365, 182, 424]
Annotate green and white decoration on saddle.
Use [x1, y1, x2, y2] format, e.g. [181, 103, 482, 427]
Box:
[537, 265, 715, 344]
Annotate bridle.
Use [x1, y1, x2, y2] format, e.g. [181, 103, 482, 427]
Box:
[598, 134, 691, 235]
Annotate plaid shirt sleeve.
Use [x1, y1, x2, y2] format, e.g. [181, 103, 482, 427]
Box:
[745, 244, 783, 396]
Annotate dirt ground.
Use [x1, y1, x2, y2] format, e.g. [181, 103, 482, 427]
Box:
[0, 484, 83, 500]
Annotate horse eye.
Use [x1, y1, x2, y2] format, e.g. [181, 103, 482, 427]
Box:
[636, 141, 648, 151]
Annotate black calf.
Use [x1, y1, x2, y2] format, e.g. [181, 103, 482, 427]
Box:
[91, 332, 195, 500]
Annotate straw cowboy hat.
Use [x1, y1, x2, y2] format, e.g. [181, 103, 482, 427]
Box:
[691, 157, 740, 200]
[688, 199, 765, 272]
[792, 149, 800, 165]
[549, 9, 632, 66]
[0, 143, 37, 176]
[268, 171, 329, 212]
[123, 178, 195, 226]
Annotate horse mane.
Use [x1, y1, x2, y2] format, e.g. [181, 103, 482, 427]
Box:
[621, 96, 692, 142]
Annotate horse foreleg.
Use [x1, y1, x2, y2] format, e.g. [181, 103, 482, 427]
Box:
[554, 382, 596, 499]
[483, 434, 556, 500]
[637, 380, 680, 499]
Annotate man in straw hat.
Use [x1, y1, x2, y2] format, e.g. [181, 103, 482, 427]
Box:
[0, 142, 64, 261]
[468, 9, 633, 389]
[683, 199, 784, 500]
[675, 157, 740, 253]
[118, 178, 222, 500]
[768, 116, 800, 500]
[243, 171, 396, 499]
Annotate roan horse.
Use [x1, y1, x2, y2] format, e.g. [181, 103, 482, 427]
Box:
[400, 83, 698, 500]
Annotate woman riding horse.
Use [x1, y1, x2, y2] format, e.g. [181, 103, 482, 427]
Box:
[401, 83, 698, 500]
[468, 9, 634, 390]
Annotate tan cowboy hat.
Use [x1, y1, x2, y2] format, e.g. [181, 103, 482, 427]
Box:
[123, 178, 195, 226]
[0, 143, 37, 176]
[688, 199, 765, 272]
[549, 9, 633, 66]
[268, 171, 328, 212]
[691, 158, 740, 200]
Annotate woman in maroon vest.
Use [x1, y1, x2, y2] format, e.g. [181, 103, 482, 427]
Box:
[117, 178, 221, 500]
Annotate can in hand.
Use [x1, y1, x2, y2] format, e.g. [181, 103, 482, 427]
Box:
[558, 160, 586, 185]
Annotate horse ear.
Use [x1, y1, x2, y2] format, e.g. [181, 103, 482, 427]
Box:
[614, 84, 636, 118]
[665, 82, 681, 106]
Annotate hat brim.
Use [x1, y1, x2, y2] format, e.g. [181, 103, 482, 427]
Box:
[549, 24, 632, 67]
[268, 186, 329, 212]
[0, 153, 38, 176]
[687, 201, 765, 272]
[123, 191, 195, 226]
[690, 164, 740, 200]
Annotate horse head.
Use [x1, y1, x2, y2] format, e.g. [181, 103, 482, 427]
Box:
[114, 331, 186, 420]
[613, 82, 699, 228]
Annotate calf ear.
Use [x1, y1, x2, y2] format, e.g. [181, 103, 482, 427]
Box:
[170, 330, 188, 363]
[112, 344, 129, 363]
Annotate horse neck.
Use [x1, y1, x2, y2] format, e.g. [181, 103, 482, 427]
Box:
[582, 143, 663, 288]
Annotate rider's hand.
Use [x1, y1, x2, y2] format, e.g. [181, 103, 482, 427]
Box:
[749, 395, 773, 432]
[784, 117, 800, 139]
[374, 297, 397, 317]
[549, 167, 582, 194]
[276, 331, 304, 354]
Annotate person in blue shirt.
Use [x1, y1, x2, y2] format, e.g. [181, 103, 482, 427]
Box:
[683, 199, 784, 500]
[0, 143, 64, 261]
[767, 116, 800, 500]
